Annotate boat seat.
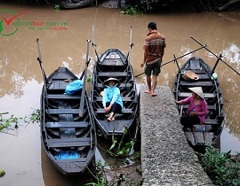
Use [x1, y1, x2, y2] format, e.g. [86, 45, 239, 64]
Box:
[179, 80, 213, 87]
[182, 104, 216, 110]
[178, 92, 215, 99]
[185, 131, 214, 146]
[94, 96, 133, 102]
[47, 109, 83, 114]
[55, 158, 87, 163]
[46, 94, 81, 99]
[180, 73, 210, 80]
[46, 121, 89, 128]
[95, 108, 134, 114]
[48, 137, 91, 148]
[204, 119, 222, 125]
[97, 72, 128, 77]
[48, 81, 69, 90]
[97, 83, 132, 88]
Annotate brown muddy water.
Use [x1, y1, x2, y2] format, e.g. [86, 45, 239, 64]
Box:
[0, 1, 240, 186]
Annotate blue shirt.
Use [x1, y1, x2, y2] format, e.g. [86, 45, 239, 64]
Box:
[102, 85, 123, 109]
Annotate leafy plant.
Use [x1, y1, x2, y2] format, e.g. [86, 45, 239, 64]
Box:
[107, 127, 135, 157]
[0, 114, 20, 131]
[85, 177, 106, 186]
[197, 146, 240, 186]
[24, 108, 40, 124]
[123, 5, 142, 15]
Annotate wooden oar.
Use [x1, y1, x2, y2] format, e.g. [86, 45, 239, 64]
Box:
[36, 39, 48, 92]
[79, 40, 91, 117]
[125, 26, 134, 63]
[36, 38, 49, 145]
[91, 24, 100, 62]
[36, 38, 49, 111]
[135, 44, 207, 78]
[191, 36, 240, 76]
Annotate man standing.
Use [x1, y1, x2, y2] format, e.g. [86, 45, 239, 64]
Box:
[140, 22, 166, 96]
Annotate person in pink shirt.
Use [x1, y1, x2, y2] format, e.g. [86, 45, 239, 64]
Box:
[175, 87, 208, 130]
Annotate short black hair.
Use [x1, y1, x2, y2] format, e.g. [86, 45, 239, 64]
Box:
[148, 22, 157, 30]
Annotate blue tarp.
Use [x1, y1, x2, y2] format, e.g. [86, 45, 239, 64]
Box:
[65, 80, 83, 95]
[55, 150, 79, 160]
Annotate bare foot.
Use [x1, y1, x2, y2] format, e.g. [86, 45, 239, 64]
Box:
[151, 92, 157, 97]
[144, 90, 151, 94]
[107, 116, 115, 122]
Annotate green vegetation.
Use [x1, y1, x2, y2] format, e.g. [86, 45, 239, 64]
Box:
[123, 5, 142, 15]
[24, 108, 40, 124]
[197, 146, 240, 186]
[107, 127, 137, 158]
[0, 169, 6, 177]
[0, 113, 20, 131]
[0, 109, 40, 132]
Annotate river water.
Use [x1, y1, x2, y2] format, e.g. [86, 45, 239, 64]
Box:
[0, 2, 240, 186]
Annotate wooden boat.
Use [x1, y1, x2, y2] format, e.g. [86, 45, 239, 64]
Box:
[90, 48, 139, 138]
[173, 56, 225, 147]
[40, 67, 96, 175]
[60, 0, 94, 9]
[37, 39, 96, 175]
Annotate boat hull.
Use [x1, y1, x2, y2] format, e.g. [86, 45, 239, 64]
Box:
[173, 56, 225, 147]
[40, 67, 96, 175]
[90, 49, 139, 138]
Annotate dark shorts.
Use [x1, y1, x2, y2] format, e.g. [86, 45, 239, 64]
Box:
[106, 102, 122, 114]
[181, 115, 200, 129]
[144, 60, 161, 76]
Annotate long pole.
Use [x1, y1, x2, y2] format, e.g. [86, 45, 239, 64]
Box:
[191, 36, 240, 76]
[126, 26, 134, 62]
[92, 24, 100, 62]
[79, 40, 91, 117]
[135, 45, 206, 78]
[36, 39, 48, 85]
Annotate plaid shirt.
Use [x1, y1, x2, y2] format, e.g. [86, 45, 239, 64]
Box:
[144, 31, 166, 64]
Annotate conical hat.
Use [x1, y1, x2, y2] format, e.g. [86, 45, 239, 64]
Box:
[188, 87, 204, 99]
[103, 77, 120, 86]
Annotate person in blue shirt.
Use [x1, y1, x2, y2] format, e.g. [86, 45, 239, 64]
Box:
[102, 77, 123, 122]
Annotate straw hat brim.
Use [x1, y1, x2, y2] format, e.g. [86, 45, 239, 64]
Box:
[103, 77, 120, 86]
[188, 87, 205, 99]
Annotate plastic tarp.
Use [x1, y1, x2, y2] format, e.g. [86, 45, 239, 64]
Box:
[55, 150, 79, 160]
[65, 80, 83, 95]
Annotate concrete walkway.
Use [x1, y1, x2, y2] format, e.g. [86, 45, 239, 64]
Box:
[140, 85, 214, 186]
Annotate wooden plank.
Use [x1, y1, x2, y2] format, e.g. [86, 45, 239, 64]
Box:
[95, 108, 134, 114]
[204, 132, 214, 146]
[46, 121, 89, 128]
[56, 158, 87, 163]
[178, 92, 215, 98]
[48, 109, 80, 114]
[185, 132, 196, 146]
[204, 119, 220, 125]
[181, 73, 210, 80]
[97, 83, 132, 88]
[180, 80, 213, 87]
[97, 72, 128, 77]
[47, 94, 81, 99]
[48, 137, 91, 148]
[95, 96, 133, 102]
[193, 132, 205, 144]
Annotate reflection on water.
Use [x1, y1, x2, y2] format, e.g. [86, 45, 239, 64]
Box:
[222, 44, 240, 68]
[0, 2, 240, 185]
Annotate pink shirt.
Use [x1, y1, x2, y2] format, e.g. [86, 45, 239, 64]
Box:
[181, 96, 208, 124]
